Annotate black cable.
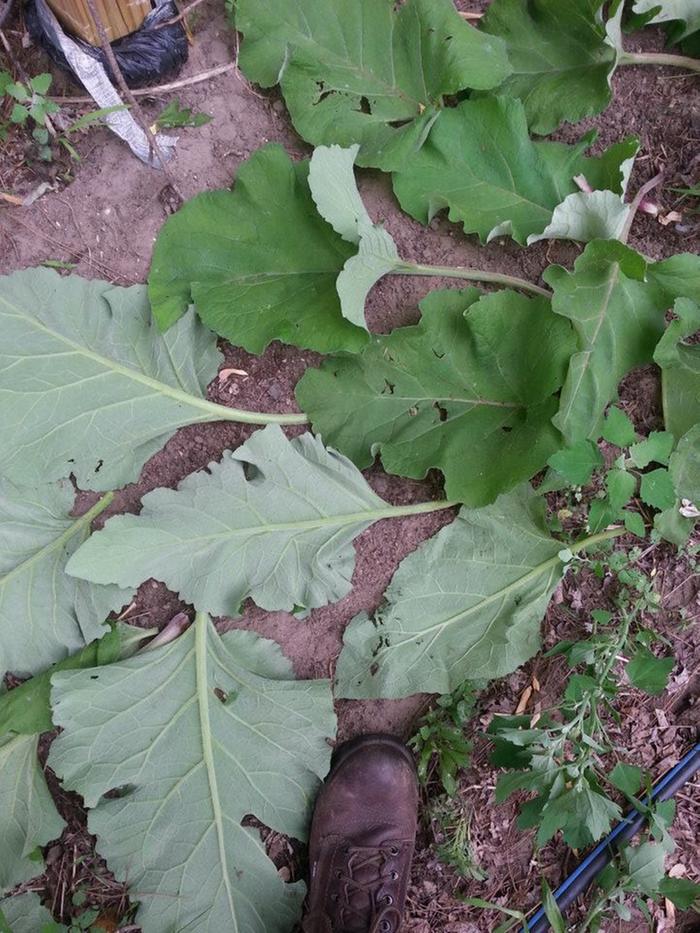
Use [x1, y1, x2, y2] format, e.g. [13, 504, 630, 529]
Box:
[523, 742, 700, 933]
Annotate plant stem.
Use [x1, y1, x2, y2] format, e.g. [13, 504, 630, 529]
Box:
[195, 398, 309, 425]
[619, 51, 700, 74]
[394, 262, 551, 299]
[570, 526, 626, 555]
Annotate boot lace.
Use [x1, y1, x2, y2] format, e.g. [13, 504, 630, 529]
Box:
[332, 845, 402, 933]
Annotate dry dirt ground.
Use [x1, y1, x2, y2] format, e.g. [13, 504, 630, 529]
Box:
[0, 0, 699, 931]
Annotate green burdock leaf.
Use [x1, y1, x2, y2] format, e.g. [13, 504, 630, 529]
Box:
[0, 481, 133, 680]
[0, 269, 224, 491]
[0, 734, 65, 894]
[297, 288, 575, 506]
[235, 0, 510, 170]
[647, 253, 700, 305]
[336, 487, 565, 699]
[49, 613, 336, 933]
[479, 0, 618, 134]
[391, 96, 637, 244]
[0, 892, 64, 933]
[0, 624, 148, 736]
[627, 647, 674, 695]
[653, 298, 700, 440]
[149, 146, 366, 353]
[670, 424, 700, 506]
[68, 425, 410, 617]
[632, 0, 700, 42]
[546, 241, 668, 444]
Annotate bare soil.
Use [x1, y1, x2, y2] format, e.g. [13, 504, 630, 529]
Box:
[0, 1, 698, 930]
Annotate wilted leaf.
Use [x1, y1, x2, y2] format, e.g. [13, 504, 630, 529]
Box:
[479, 0, 618, 134]
[68, 425, 408, 617]
[0, 734, 65, 893]
[0, 481, 132, 680]
[391, 96, 637, 244]
[236, 0, 510, 170]
[0, 269, 224, 491]
[335, 486, 565, 699]
[149, 145, 365, 352]
[546, 241, 667, 444]
[49, 614, 336, 933]
[297, 288, 575, 505]
[0, 624, 147, 736]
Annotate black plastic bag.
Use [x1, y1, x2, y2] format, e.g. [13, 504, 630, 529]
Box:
[26, 0, 188, 87]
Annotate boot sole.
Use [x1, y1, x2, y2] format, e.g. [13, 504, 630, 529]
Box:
[329, 732, 417, 777]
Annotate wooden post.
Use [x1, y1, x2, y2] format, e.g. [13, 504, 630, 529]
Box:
[45, 0, 152, 45]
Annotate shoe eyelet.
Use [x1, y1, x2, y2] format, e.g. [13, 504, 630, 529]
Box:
[388, 845, 399, 856]
[380, 922, 392, 933]
[330, 893, 338, 902]
[335, 869, 342, 879]
[390, 870, 399, 881]
[383, 894, 394, 906]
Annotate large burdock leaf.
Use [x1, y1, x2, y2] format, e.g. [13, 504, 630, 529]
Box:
[0, 892, 63, 933]
[149, 145, 366, 353]
[545, 241, 668, 445]
[0, 269, 234, 491]
[235, 0, 510, 170]
[0, 481, 132, 680]
[654, 299, 700, 440]
[68, 425, 443, 617]
[479, 0, 618, 134]
[391, 97, 637, 245]
[0, 734, 65, 893]
[336, 487, 563, 698]
[296, 288, 576, 506]
[48, 613, 336, 933]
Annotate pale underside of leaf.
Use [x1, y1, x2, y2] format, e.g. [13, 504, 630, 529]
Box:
[632, 0, 700, 40]
[68, 425, 390, 617]
[527, 190, 630, 245]
[391, 96, 636, 245]
[0, 734, 65, 894]
[0, 480, 132, 680]
[48, 614, 336, 933]
[0, 268, 224, 491]
[335, 487, 564, 699]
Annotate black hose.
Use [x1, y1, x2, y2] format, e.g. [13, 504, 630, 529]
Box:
[523, 742, 700, 933]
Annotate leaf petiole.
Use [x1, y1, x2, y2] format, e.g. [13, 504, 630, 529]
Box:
[393, 261, 552, 299]
[618, 51, 700, 74]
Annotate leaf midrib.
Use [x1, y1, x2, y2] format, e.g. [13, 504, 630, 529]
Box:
[0, 493, 113, 591]
[195, 613, 239, 932]
[0, 301, 296, 426]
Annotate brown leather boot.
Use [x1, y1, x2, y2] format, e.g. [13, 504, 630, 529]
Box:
[302, 734, 418, 933]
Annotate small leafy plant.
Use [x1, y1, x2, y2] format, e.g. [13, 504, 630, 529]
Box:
[410, 681, 479, 796]
[0, 71, 58, 160]
[488, 552, 673, 850]
[153, 99, 212, 130]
